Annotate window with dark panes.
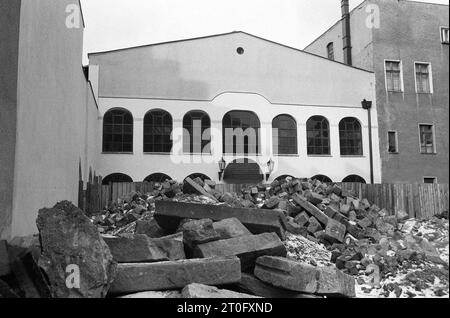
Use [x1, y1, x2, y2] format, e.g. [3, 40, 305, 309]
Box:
[339, 117, 363, 156]
[424, 177, 437, 184]
[183, 111, 211, 154]
[223, 111, 261, 155]
[419, 124, 435, 154]
[144, 110, 173, 153]
[273, 115, 297, 155]
[102, 109, 133, 153]
[441, 27, 449, 44]
[385, 61, 402, 92]
[327, 42, 334, 60]
[306, 116, 330, 155]
[388, 131, 398, 153]
[415, 63, 431, 93]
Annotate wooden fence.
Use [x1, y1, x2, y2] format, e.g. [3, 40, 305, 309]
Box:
[78, 180, 449, 219]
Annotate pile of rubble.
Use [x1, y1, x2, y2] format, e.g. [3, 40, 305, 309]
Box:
[0, 176, 448, 298]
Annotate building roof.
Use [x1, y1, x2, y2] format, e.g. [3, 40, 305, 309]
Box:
[88, 30, 373, 73]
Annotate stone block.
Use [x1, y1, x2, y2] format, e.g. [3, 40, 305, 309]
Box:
[110, 257, 241, 294]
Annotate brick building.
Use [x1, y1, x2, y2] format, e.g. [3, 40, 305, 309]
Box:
[305, 0, 449, 183]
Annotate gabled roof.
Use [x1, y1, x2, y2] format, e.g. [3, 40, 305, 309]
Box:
[88, 31, 373, 73]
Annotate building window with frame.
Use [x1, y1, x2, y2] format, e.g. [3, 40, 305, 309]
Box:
[388, 131, 398, 153]
[223, 111, 261, 155]
[183, 111, 211, 154]
[272, 114, 298, 155]
[143, 109, 173, 153]
[424, 177, 437, 184]
[441, 27, 449, 44]
[339, 117, 363, 156]
[327, 42, 334, 60]
[306, 116, 330, 155]
[385, 60, 403, 92]
[102, 108, 133, 153]
[415, 63, 432, 94]
[419, 124, 435, 154]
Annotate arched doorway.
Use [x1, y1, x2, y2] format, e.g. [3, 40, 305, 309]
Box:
[223, 159, 264, 184]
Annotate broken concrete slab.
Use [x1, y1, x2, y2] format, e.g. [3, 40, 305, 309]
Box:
[286, 217, 307, 236]
[292, 194, 329, 225]
[294, 212, 309, 227]
[324, 218, 347, 243]
[193, 233, 287, 272]
[235, 273, 322, 298]
[254, 256, 355, 297]
[154, 201, 285, 240]
[103, 233, 185, 263]
[212, 218, 252, 240]
[307, 217, 323, 234]
[120, 291, 182, 298]
[182, 283, 260, 298]
[135, 218, 171, 238]
[36, 201, 117, 298]
[181, 219, 221, 248]
[185, 177, 219, 202]
[0, 279, 19, 298]
[109, 257, 241, 294]
[0, 240, 11, 277]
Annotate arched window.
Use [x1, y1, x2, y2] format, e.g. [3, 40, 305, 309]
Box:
[103, 108, 133, 153]
[183, 111, 211, 154]
[102, 173, 133, 185]
[144, 173, 172, 183]
[307, 116, 330, 155]
[272, 115, 297, 155]
[327, 42, 334, 60]
[339, 117, 363, 156]
[223, 111, 261, 155]
[144, 110, 173, 153]
[311, 175, 332, 183]
[342, 175, 366, 183]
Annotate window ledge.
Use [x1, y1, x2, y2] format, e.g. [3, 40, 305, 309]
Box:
[420, 152, 437, 155]
[340, 155, 366, 158]
[102, 152, 134, 155]
[274, 154, 300, 157]
[387, 90, 404, 93]
[307, 155, 332, 158]
[223, 154, 262, 156]
[388, 152, 399, 155]
[416, 92, 433, 95]
[143, 152, 172, 155]
[182, 153, 213, 156]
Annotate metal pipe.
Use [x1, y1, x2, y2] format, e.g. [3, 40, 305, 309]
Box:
[362, 99, 374, 184]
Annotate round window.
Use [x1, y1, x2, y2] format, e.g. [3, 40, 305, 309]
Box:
[237, 47, 244, 55]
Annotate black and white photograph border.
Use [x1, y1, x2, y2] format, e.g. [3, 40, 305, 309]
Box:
[0, 0, 448, 301]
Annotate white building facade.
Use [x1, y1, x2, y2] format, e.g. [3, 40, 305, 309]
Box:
[88, 32, 382, 184]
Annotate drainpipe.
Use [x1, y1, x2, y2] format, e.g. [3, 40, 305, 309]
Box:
[362, 99, 374, 184]
[341, 0, 352, 66]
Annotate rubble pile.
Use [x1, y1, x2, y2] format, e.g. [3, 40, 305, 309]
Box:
[0, 176, 448, 298]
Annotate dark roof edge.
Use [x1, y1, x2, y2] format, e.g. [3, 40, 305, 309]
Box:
[88, 30, 373, 73]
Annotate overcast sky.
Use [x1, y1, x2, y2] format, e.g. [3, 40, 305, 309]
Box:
[81, 0, 449, 64]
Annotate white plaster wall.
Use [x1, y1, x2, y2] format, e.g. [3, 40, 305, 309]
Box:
[97, 92, 381, 183]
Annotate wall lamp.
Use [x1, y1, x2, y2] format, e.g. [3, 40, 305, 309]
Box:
[218, 157, 226, 181]
[266, 158, 275, 181]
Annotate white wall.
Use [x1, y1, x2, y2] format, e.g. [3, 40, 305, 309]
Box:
[97, 92, 381, 183]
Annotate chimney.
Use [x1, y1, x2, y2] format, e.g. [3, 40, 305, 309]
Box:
[341, 0, 352, 66]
